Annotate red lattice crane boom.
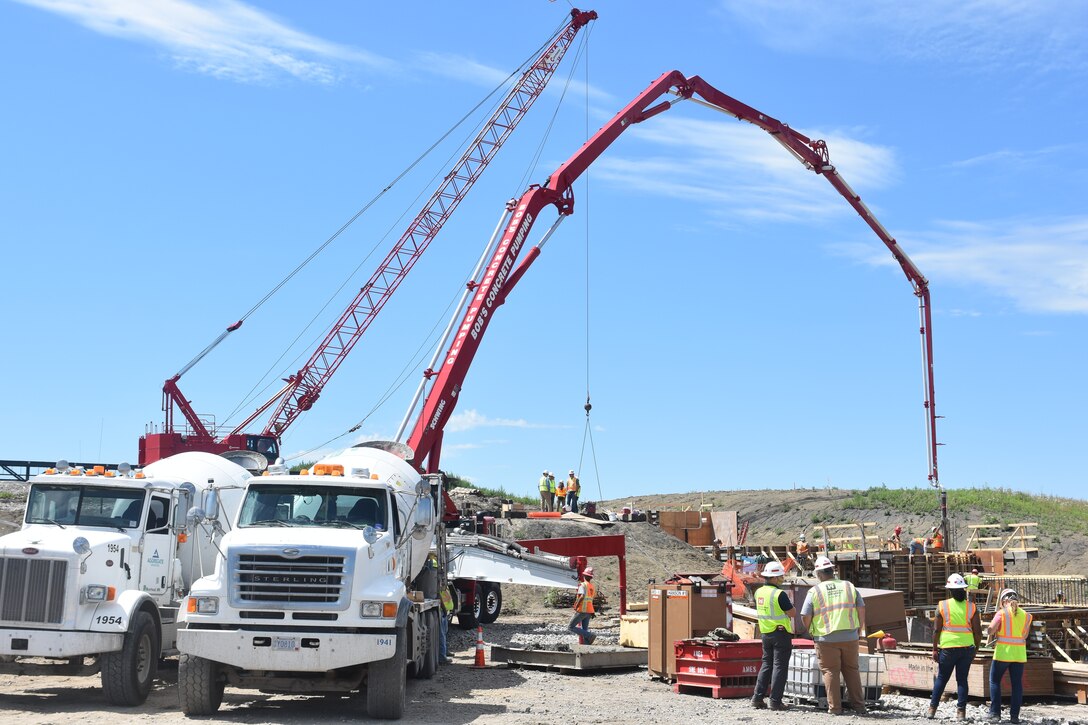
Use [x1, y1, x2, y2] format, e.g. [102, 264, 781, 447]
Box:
[139, 9, 598, 467]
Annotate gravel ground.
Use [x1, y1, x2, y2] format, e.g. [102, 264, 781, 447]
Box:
[1, 613, 1085, 724]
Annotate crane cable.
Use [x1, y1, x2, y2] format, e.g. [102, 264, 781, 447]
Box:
[573, 36, 604, 503]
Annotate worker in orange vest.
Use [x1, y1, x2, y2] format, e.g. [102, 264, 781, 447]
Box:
[565, 469, 580, 513]
[554, 475, 567, 513]
[568, 567, 597, 644]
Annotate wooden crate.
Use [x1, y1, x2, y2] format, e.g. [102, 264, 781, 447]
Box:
[620, 614, 648, 649]
[884, 648, 1054, 697]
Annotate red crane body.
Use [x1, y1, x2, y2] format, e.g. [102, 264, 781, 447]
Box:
[138, 9, 598, 467]
[407, 71, 940, 489]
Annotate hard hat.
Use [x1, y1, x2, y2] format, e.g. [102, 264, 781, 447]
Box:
[543, 470, 548, 475]
[761, 561, 786, 578]
[583, 566, 594, 578]
[945, 573, 968, 589]
[813, 555, 835, 571]
[998, 588, 1019, 602]
[971, 568, 979, 574]
[894, 525, 902, 534]
[569, 469, 575, 474]
[798, 534, 806, 541]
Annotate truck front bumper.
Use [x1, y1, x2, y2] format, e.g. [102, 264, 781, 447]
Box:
[178, 627, 397, 671]
[0, 628, 123, 658]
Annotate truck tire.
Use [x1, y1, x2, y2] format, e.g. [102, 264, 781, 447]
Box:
[366, 625, 406, 720]
[178, 653, 225, 716]
[478, 583, 502, 624]
[419, 609, 438, 679]
[101, 609, 159, 706]
[454, 583, 480, 630]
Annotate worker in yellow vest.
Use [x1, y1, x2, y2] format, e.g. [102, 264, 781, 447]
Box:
[565, 469, 580, 513]
[568, 566, 597, 644]
[801, 556, 868, 716]
[987, 588, 1033, 723]
[965, 568, 982, 591]
[929, 573, 982, 720]
[554, 475, 567, 513]
[751, 561, 795, 711]
[538, 470, 551, 511]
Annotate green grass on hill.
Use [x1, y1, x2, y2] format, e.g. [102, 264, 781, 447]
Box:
[841, 486, 1088, 535]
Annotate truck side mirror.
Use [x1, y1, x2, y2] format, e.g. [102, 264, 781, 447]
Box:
[412, 498, 434, 540]
[176, 482, 197, 530]
[202, 488, 220, 521]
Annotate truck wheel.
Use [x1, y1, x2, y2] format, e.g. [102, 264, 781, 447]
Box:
[101, 610, 159, 706]
[366, 625, 406, 720]
[419, 609, 438, 679]
[454, 584, 480, 630]
[478, 583, 502, 624]
[178, 653, 225, 716]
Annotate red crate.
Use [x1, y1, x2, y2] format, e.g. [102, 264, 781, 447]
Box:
[676, 657, 761, 677]
[674, 672, 758, 699]
[674, 639, 763, 661]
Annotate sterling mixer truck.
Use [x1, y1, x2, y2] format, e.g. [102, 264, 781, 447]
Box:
[0, 452, 250, 705]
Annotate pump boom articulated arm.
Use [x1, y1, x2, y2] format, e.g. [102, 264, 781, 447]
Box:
[407, 71, 940, 489]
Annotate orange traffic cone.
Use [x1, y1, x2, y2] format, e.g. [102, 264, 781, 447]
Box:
[471, 625, 487, 669]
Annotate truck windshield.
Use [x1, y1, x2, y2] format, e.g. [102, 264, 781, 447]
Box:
[26, 484, 146, 529]
[238, 484, 389, 531]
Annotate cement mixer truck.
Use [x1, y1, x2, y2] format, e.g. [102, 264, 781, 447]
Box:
[176, 442, 446, 720]
[0, 452, 251, 705]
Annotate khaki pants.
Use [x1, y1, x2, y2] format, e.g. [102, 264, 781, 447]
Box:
[540, 491, 551, 511]
[814, 640, 866, 714]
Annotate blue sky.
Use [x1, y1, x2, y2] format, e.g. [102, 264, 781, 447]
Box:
[2, 1, 1085, 501]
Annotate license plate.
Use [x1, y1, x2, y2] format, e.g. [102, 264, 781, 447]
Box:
[273, 637, 297, 651]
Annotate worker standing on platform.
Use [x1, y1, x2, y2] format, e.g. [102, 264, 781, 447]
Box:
[987, 588, 1033, 724]
[965, 568, 982, 591]
[751, 561, 794, 711]
[568, 566, 597, 644]
[565, 469, 580, 513]
[801, 556, 868, 716]
[547, 472, 557, 511]
[910, 536, 928, 555]
[554, 474, 567, 513]
[929, 573, 982, 720]
[930, 526, 945, 552]
[539, 470, 552, 511]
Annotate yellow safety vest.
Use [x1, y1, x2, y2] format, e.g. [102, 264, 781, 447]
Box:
[965, 574, 981, 589]
[567, 476, 579, 493]
[938, 598, 977, 648]
[539, 476, 550, 492]
[808, 579, 861, 637]
[574, 581, 596, 613]
[756, 585, 794, 634]
[994, 606, 1032, 663]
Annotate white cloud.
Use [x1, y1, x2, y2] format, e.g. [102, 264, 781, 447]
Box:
[446, 408, 566, 433]
[836, 217, 1088, 314]
[591, 115, 898, 223]
[14, 0, 391, 83]
[718, 1, 1087, 75]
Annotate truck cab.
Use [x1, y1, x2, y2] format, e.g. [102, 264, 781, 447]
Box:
[0, 453, 249, 705]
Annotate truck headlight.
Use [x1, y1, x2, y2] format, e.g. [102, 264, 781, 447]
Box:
[186, 596, 219, 614]
[360, 601, 397, 618]
[81, 585, 116, 603]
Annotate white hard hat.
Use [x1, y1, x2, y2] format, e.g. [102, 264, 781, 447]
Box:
[569, 469, 575, 474]
[543, 470, 548, 475]
[798, 534, 807, 541]
[998, 588, 1019, 601]
[761, 562, 786, 578]
[946, 573, 968, 589]
[583, 566, 594, 578]
[813, 556, 835, 571]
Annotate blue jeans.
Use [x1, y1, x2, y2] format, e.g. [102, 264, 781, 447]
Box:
[568, 611, 595, 642]
[566, 492, 579, 513]
[930, 645, 975, 710]
[989, 660, 1024, 719]
[754, 629, 793, 704]
[439, 610, 450, 658]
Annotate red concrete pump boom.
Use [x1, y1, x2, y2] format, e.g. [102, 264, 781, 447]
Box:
[139, 9, 598, 467]
[406, 70, 940, 489]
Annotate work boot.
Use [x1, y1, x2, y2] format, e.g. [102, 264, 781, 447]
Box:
[956, 709, 967, 721]
[927, 706, 938, 719]
[986, 715, 1001, 723]
[769, 701, 789, 711]
[751, 697, 767, 710]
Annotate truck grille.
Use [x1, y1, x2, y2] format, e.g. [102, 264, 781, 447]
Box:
[0, 557, 68, 624]
[229, 548, 354, 610]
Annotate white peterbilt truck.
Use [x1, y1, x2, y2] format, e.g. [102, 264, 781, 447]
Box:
[0, 452, 251, 705]
[176, 442, 577, 720]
